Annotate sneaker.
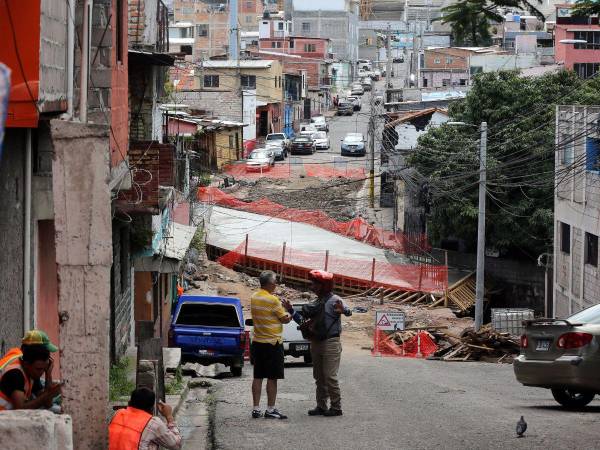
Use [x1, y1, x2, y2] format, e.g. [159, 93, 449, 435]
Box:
[264, 409, 287, 419]
[323, 408, 343, 417]
[252, 409, 262, 419]
[308, 406, 326, 416]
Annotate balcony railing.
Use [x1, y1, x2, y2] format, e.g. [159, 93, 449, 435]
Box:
[129, 0, 169, 52]
[273, 30, 286, 38]
[157, 0, 169, 52]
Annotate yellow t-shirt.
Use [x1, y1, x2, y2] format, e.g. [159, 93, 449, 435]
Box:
[251, 289, 288, 344]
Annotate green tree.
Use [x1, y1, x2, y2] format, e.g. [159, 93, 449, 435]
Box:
[407, 70, 600, 258]
[572, 0, 600, 16]
[436, 0, 545, 46]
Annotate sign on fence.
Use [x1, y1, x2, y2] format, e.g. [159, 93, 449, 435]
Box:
[375, 311, 405, 331]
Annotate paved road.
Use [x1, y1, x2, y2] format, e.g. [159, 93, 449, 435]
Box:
[212, 351, 600, 450]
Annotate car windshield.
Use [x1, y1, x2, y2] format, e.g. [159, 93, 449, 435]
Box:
[345, 134, 363, 143]
[314, 132, 326, 139]
[266, 134, 285, 141]
[294, 137, 309, 142]
[339, 102, 351, 107]
[175, 303, 241, 327]
[568, 304, 600, 324]
[249, 152, 269, 159]
[311, 117, 325, 124]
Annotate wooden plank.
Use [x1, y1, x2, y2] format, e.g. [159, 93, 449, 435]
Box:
[397, 292, 420, 304]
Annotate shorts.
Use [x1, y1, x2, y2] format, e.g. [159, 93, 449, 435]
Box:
[252, 341, 285, 380]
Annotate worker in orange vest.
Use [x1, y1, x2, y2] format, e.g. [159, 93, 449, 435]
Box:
[0, 330, 62, 411]
[109, 387, 182, 450]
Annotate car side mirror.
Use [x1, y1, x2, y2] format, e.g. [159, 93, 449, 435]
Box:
[245, 318, 254, 326]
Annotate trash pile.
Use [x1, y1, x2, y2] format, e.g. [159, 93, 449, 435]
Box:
[432, 324, 521, 363]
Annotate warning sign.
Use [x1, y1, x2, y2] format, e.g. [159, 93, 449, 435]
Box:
[375, 311, 405, 331]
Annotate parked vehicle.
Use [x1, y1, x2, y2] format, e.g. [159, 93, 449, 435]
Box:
[246, 148, 275, 171]
[265, 142, 287, 160]
[347, 95, 361, 111]
[514, 304, 600, 407]
[336, 101, 354, 116]
[340, 132, 366, 156]
[310, 115, 329, 132]
[300, 124, 318, 133]
[312, 131, 330, 150]
[360, 77, 372, 91]
[265, 132, 290, 150]
[290, 136, 316, 154]
[393, 56, 404, 63]
[169, 295, 246, 377]
[371, 70, 381, 81]
[350, 83, 364, 96]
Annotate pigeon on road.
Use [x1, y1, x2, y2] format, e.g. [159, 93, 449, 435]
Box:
[516, 416, 527, 438]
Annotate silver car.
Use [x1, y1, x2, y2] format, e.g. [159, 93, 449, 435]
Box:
[246, 149, 275, 172]
[514, 304, 600, 407]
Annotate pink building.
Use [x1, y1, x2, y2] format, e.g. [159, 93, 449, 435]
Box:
[554, 4, 600, 78]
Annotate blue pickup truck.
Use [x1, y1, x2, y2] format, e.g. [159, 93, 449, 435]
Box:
[169, 295, 246, 377]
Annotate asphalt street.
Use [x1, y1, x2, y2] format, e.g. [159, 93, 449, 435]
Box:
[212, 351, 600, 450]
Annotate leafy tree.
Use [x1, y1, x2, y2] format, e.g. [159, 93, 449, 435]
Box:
[436, 0, 544, 46]
[407, 70, 600, 258]
[571, 0, 600, 16]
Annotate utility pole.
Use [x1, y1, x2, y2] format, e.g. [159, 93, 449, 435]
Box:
[385, 25, 392, 101]
[368, 110, 375, 208]
[229, 0, 239, 59]
[475, 121, 487, 331]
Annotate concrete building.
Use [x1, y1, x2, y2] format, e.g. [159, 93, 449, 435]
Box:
[291, 0, 359, 71]
[170, 0, 264, 59]
[172, 60, 284, 137]
[554, 105, 600, 318]
[554, 4, 600, 78]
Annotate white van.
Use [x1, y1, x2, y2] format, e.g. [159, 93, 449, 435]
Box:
[282, 304, 312, 364]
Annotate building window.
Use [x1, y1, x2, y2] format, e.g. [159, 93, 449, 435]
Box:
[272, 41, 282, 48]
[304, 44, 316, 52]
[586, 137, 600, 171]
[245, 15, 252, 23]
[204, 75, 219, 88]
[574, 63, 600, 79]
[561, 222, 571, 254]
[574, 31, 600, 49]
[585, 232, 598, 266]
[241, 74, 256, 89]
[278, 22, 284, 30]
[459, 79, 467, 86]
[422, 78, 428, 87]
[196, 24, 208, 37]
[181, 45, 192, 55]
[434, 58, 440, 64]
[442, 78, 450, 87]
[246, 1, 253, 8]
[229, 135, 234, 149]
[302, 22, 310, 32]
[446, 57, 453, 64]
[290, 39, 295, 48]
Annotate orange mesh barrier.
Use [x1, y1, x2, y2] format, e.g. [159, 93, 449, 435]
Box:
[216, 239, 448, 294]
[372, 329, 438, 358]
[221, 162, 366, 180]
[198, 187, 430, 255]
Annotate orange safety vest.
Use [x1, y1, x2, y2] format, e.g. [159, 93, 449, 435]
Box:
[0, 348, 33, 411]
[109, 406, 153, 450]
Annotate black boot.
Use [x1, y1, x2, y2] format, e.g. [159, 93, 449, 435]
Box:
[308, 406, 326, 416]
[323, 408, 343, 417]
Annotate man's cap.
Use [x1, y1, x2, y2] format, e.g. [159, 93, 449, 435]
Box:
[22, 330, 58, 352]
[308, 270, 334, 282]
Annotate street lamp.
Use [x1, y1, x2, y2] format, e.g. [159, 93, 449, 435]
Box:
[447, 121, 488, 331]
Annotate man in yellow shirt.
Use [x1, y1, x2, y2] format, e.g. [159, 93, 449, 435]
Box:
[250, 270, 292, 419]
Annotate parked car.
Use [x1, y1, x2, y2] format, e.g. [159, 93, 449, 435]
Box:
[393, 56, 404, 63]
[360, 77, 372, 91]
[310, 115, 329, 132]
[265, 142, 287, 160]
[246, 148, 275, 171]
[340, 132, 366, 156]
[169, 295, 246, 377]
[312, 131, 330, 150]
[300, 124, 317, 133]
[350, 83, 364, 96]
[290, 136, 316, 154]
[347, 96, 361, 111]
[514, 304, 600, 407]
[265, 132, 290, 150]
[371, 70, 381, 81]
[336, 101, 354, 116]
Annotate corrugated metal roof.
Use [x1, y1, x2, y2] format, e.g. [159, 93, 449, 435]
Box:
[202, 60, 275, 69]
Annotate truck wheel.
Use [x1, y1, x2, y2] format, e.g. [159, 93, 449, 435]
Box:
[303, 354, 313, 365]
[551, 388, 595, 408]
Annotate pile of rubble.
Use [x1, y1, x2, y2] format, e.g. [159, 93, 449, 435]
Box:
[432, 324, 520, 363]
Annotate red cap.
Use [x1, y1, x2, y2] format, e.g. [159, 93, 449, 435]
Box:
[308, 270, 334, 282]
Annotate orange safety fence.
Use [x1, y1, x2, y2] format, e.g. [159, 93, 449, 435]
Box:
[198, 187, 431, 255]
[371, 329, 438, 358]
[221, 162, 366, 180]
[216, 239, 448, 294]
